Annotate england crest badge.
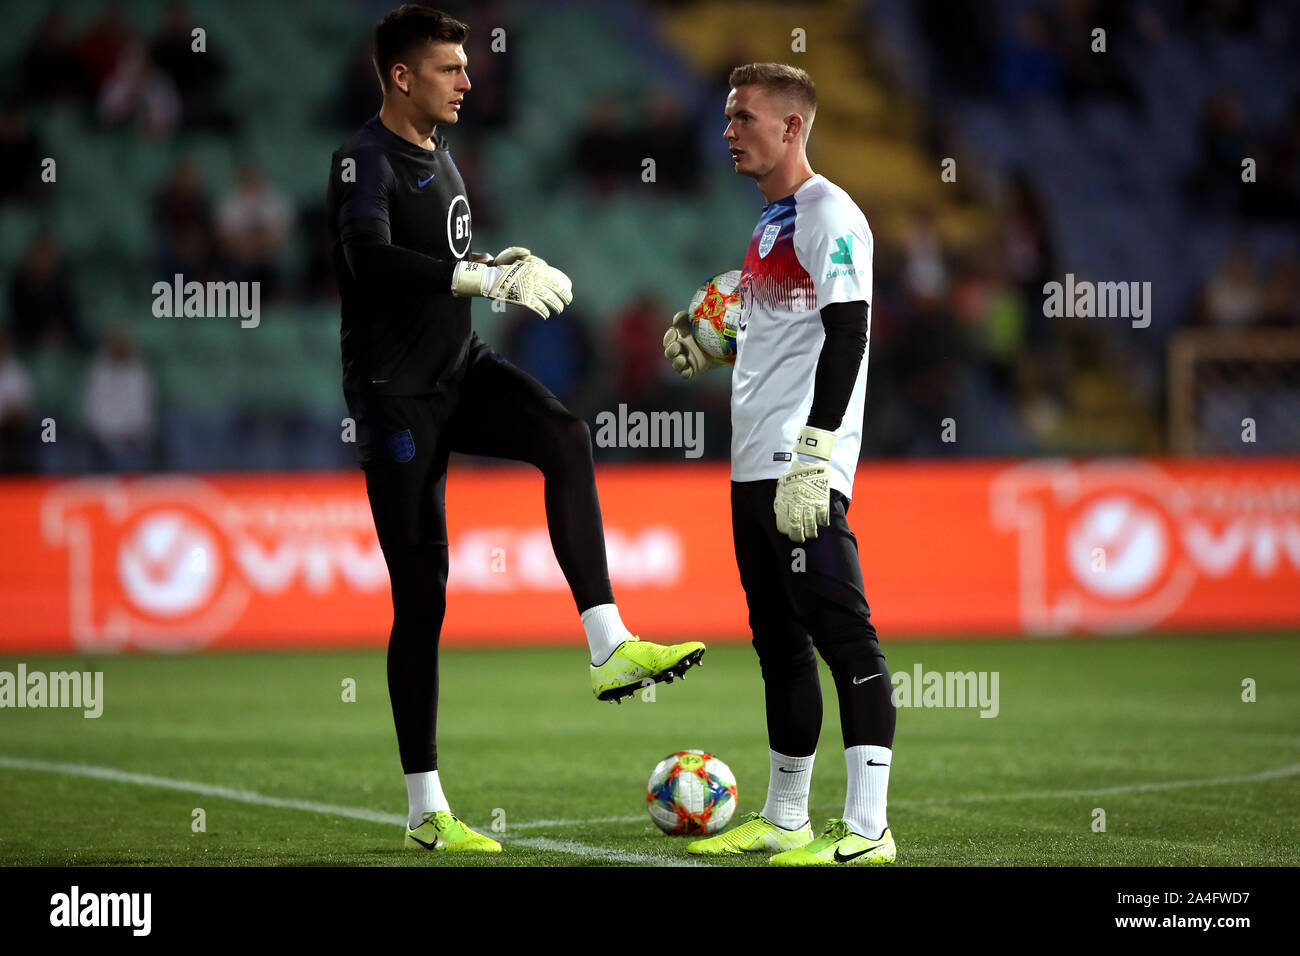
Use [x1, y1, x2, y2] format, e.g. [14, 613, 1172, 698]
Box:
[387, 428, 416, 463]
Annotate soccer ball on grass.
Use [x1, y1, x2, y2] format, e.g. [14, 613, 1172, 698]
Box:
[645, 750, 738, 835]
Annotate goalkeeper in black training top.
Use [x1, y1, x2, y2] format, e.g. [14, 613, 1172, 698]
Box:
[326, 4, 705, 854]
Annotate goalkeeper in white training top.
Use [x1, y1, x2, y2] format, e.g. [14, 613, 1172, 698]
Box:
[663, 62, 897, 865]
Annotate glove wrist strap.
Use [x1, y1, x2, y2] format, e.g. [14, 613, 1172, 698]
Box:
[795, 425, 835, 461]
[451, 260, 498, 297]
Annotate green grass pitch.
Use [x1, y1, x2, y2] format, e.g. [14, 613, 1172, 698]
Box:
[1, 635, 1297, 866]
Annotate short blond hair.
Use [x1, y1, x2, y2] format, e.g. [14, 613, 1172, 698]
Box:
[728, 62, 817, 136]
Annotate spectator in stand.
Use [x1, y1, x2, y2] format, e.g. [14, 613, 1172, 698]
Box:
[996, 11, 1063, 102]
[571, 90, 700, 198]
[902, 208, 948, 305]
[75, 2, 133, 98]
[1260, 253, 1300, 327]
[918, 0, 995, 94]
[330, 43, 383, 130]
[632, 88, 702, 194]
[504, 309, 595, 416]
[215, 163, 294, 295]
[450, 0, 516, 133]
[893, 286, 972, 456]
[298, 204, 339, 302]
[149, 0, 235, 131]
[1002, 171, 1056, 347]
[8, 234, 85, 353]
[713, 39, 759, 98]
[1187, 91, 1248, 209]
[1243, 95, 1300, 222]
[153, 157, 215, 280]
[97, 41, 181, 137]
[0, 331, 35, 473]
[1199, 248, 1261, 328]
[82, 327, 156, 473]
[1199, 91, 1248, 176]
[18, 8, 89, 107]
[1183, 0, 1261, 36]
[950, 244, 1025, 401]
[612, 293, 674, 403]
[0, 103, 47, 206]
[610, 292, 729, 461]
[1059, 0, 1140, 111]
[571, 96, 634, 199]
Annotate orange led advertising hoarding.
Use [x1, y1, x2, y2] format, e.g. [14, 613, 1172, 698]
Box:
[0, 459, 1297, 652]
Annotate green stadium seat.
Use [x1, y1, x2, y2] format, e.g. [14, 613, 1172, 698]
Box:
[0, 207, 42, 266]
[29, 348, 86, 426]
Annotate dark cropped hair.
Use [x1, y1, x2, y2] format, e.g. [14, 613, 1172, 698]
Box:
[373, 5, 469, 91]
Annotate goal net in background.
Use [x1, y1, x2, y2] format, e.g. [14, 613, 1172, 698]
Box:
[1168, 330, 1300, 455]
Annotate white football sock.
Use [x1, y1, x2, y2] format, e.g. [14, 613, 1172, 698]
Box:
[761, 749, 814, 830]
[844, 744, 891, 839]
[405, 770, 450, 828]
[581, 603, 634, 664]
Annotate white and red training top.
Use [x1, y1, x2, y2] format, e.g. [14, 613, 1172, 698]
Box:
[731, 173, 874, 499]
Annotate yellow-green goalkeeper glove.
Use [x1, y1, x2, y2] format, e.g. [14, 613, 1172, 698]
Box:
[451, 257, 573, 319]
[774, 426, 835, 543]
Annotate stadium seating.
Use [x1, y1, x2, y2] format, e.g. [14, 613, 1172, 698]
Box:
[3, 0, 1296, 470]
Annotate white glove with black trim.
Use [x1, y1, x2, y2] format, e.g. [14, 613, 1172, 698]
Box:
[465, 246, 544, 267]
[490, 246, 540, 266]
[662, 310, 720, 380]
[774, 425, 835, 543]
[451, 255, 573, 319]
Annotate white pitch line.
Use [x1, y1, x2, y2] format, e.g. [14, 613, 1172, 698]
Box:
[891, 761, 1300, 807]
[0, 755, 702, 867]
[0, 755, 404, 826]
[6, 754, 1296, 860]
[511, 814, 645, 830]
[887, 761, 1300, 808]
[506, 837, 700, 866]
[493, 764, 1300, 822]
